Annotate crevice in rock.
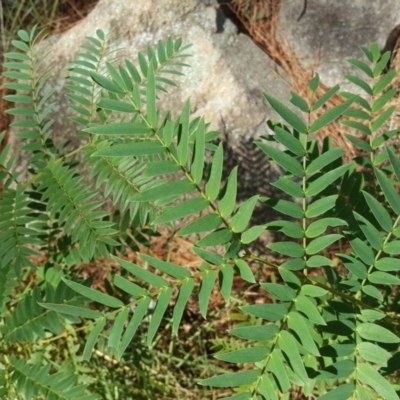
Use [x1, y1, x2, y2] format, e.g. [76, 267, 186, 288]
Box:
[215, 1, 248, 34]
[382, 24, 400, 71]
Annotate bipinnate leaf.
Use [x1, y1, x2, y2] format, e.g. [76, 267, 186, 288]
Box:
[384, 240, 400, 255]
[140, 254, 191, 279]
[274, 126, 305, 156]
[191, 118, 206, 184]
[341, 121, 371, 137]
[357, 323, 400, 343]
[96, 98, 136, 113]
[199, 268, 216, 318]
[387, 147, 400, 183]
[197, 228, 233, 247]
[241, 225, 266, 244]
[372, 88, 396, 113]
[131, 180, 195, 202]
[306, 218, 347, 238]
[350, 237, 375, 266]
[373, 69, 396, 94]
[290, 91, 309, 113]
[263, 198, 304, 218]
[108, 307, 129, 352]
[219, 167, 238, 218]
[354, 212, 384, 251]
[300, 285, 328, 297]
[112, 256, 168, 287]
[263, 92, 307, 133]
[241, 303, 288, 321]
[373, 51, 391, 76]
[199, 369, 260, 388]
[83, 318, 106, 360]
[306, 164, 351, 196]
[261, 283, 296, 301]
[92, 141, 165, 157]
[318, 384, 356, 400]
[295, 295, 326, 325]
[138, 52, 148, 76]
[371, 129, 399, 149]
[196, 244, 222, 264]
[281, 258, 306, 271]
[287, 311, 320, 356]
[368, 271, 400, 285]
[161, 119, 174, 146]
[176, 213, 222, 236]
[143, 160, 181, 177]
[153, 197, 209, 224]
[375, 257, 400, 271]
[363, 191, 393, 232]
[259, 374, 279, 400]
[306, 147, 344, 174]
[357, 342, 391, 367]
[205, 143, 223, 201]
[309, 73, 320, 92]
[338, 253, 367, 279]
[306, 255, 333, 268]
[267, 349, 291, 392]
[234, 259, 255, 283]
[146, 65, 158, 128]
[371, 106, 395, 132]
[311, 84, 340, 111]
[305, 195, 338, 218]
[309, 96, 356, 134]
[220, 394, 252, 400]
[114, 276, 147, 298]
[344, 74, 372, 95]
[268, 242, 304, 258]
[85, 122, 151, 135]
[357, 363, 399, 400]
[147, 287, 172, 345]
[118, 297, 151, 357]
[320, 361, 356, 379]
[177, 100, 190, 165]
[369, 42, 382, 61]
[362, 285, 383, 301]
[347, 58, 373, 78]
[119, 65, 133, 91]
[230, 324, 280, 341]
[231, 196, 259, 233]
[63, 278, 124, 308]
[306, 234, 342, 255]
[256, 142, 304, 177]
[359, 309, 386, 323]
[91, 72, 125, 94]
[6, 30, 400, 399]
[172, 278, 195, 335]
[265, 220, 304, 239]
[39, 303, 102, 319]
[215, 347, 270, 363]
[220, 264, 234, 301]
[272, 176, 303, 198]
[278, 330, 309, 384]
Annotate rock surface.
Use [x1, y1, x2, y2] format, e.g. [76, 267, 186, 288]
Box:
[279, 0, 400, 88]
[28, 0, 291, 151]
[9, 0, 400, 212]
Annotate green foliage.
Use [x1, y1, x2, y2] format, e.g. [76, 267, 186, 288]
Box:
[0, 27, 400, 399]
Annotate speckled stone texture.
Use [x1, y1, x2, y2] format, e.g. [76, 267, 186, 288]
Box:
[279, 0, 400, 88]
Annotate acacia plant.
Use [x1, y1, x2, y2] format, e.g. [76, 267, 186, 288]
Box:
[0, 27, 400, 399]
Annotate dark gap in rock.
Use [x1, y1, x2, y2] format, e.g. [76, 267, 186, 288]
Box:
[215, 0, 249, 34]
[382, 24, 400, 71]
